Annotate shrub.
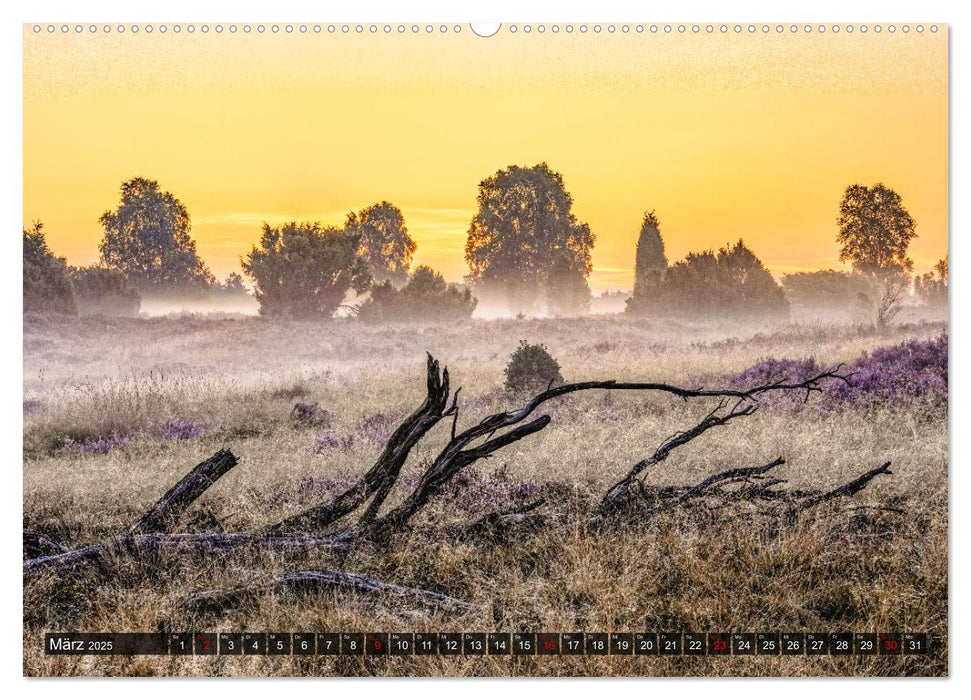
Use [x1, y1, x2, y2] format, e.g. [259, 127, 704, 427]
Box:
[914, 257, 948, 309]
[242, 222, 371, 318]
[357, 265, 477, 323]
[504, 340, 564, 393]
[23, 222, 77, 315]
[210, 272, 249, 297]
[70, 266, 141, 316]
[630, 239, 788, 320]
[545, 250, 591, 316]
[781, 269, 876, 318]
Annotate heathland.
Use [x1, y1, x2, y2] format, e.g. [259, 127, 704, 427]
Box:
[22, 312, 947, 676]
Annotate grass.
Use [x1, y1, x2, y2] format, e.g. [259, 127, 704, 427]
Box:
[22, 313, 947, 676]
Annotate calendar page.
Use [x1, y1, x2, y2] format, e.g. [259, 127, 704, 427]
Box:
[22, 20, 948, 677]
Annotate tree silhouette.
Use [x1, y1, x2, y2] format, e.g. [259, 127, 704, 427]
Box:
[627, 210, 668, 315]
[241, 222, 371, 318]
[23, 221, 77, 315]
[98, 178, 213, 295]
[633, 210, 667, 294]
[781, 269, 875, 319]
[837, 184, 917, 275]
[69, 266, 141, 317]
[211, 272, 248, 297]
[344, 202, 416, 287]
[357, 265, 477, 323]
[914, 257, 948, 309]
[653, 240, 788, 319]
[465, 163, 594, 314]
[545, 248, 591, 316]
[836, 184, 917, 327]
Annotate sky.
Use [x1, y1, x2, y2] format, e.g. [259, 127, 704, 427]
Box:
[23, 24, 948, 291]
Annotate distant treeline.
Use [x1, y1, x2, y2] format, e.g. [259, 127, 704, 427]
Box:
[24, 170, 946, 325]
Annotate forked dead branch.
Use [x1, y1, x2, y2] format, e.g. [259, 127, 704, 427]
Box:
[22, 354, 896, 613]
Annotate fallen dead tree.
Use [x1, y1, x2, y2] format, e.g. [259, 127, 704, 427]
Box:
[23, 354, 896, 613]
[188, 569, 473, 615]
[129, 448, 239, 535]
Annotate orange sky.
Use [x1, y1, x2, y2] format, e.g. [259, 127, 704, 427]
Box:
[23, 25, 948, 291]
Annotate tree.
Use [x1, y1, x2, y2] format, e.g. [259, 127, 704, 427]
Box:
[836, 183, 917, 327]
[70, 266, 141, 316]
[914, 257, 948, 309]
[781, 270, 876, 319]
[241, 222, 371, 318]
[98, 177, 214, 295]
[653, 240, 788, 320]
[344, 202, 416, 287]
[465, 163, 594, 314]
[357, 265, 477, 323]
[545, 249, 591, 316]
[627, 210, 668, 315]
[633, 210, 667, 293]
[211, 272, 249, 297]
[23, 222, 77, 315]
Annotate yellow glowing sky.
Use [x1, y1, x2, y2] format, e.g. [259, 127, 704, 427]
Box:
[23, 26, 948, 291]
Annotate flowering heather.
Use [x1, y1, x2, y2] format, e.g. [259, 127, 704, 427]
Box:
[728, 333, 947, 409]
[731, 357, 821, 389]
[439, 463, 542, 511]
[158, 418, 205, 441]
[289, 474, 361, 500]
[358, 410, 408, 445]
[826, 333, 947, 407]
[312, 432, 355, 453]
[63, 435, 130, 454]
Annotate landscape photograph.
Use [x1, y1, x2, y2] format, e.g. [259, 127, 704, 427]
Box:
[22, 23, 947, 677]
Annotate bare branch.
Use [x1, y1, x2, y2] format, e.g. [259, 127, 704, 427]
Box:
[600, 402, 758, 511]
[790, 462, 893, 518]
[656, 457, 786, 511]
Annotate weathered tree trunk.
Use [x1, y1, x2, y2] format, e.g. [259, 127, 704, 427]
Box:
[23, 531, 70, 559]
[268, 355, 454, 533]
[128, 449, 239, 535]
[23, 532, 349, 579]
[188, 569, 472, 614]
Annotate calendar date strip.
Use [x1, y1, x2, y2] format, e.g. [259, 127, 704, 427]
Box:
[45, 632, 932, 656]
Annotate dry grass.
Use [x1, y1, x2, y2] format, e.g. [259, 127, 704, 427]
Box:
[22, 313, 947, 677]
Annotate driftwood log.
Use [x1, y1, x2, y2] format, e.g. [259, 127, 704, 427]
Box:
[23, 353, 895, 614]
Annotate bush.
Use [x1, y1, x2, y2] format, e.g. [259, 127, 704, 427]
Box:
[70, 266, 141, 316]
[504, 341, 564, 393]
[210, 272, 249, 297]
[781, 270, 876, 318]
[545, 251, 591, 316]
[914, 258, 947, 309]
[357, 265, 477, 323]
[630, 239, 788, 321]
[241, 222, 371, 318]
[23, 222, 77, 315]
